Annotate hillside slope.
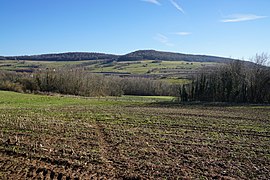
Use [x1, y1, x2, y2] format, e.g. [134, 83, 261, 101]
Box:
[118, 50, 234, 62]
[2, 50, 236, 63]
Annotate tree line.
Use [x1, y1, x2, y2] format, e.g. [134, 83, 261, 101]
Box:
[179, 53, 270, 103]
[0, 69, 178, 97]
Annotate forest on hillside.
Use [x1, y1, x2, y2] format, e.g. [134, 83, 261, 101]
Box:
[118, 50, 234, 62]
[2, 50, 235, 63]
[4, 52, 118, 61]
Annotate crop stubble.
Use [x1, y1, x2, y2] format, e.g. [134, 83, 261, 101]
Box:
[0, 98, 269, 179]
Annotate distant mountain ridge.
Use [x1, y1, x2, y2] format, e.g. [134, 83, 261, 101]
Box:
[4, 52, 119, 61]
[2, 50, 236, 63]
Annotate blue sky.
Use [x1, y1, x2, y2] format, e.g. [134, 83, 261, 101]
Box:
[1, 0, 269, 59]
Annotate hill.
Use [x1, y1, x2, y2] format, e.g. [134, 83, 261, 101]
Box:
[118, 50, 234, 62]
[4, 52, 119, 61]
[2, 50, 236, 63]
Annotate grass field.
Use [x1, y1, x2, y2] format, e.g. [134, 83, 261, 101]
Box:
[0, 60, 211, 73]
[0, 91, 269, 179]
[87, 60, 206, 73]
[0, 60, 88, 71]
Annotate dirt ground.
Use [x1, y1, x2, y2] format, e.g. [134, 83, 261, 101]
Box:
[0, 101, 269, 179]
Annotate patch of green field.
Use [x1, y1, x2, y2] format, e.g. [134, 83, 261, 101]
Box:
[0, 59, 217, 74]
[87, 60, 214, 75]
[161, 77, 192, 84]
[0, 60, 96, 71]
[0, 91, 173, 109]
[119, 95, 174, 102]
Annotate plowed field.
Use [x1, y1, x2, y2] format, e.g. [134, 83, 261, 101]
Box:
[0, 91, 269, 179]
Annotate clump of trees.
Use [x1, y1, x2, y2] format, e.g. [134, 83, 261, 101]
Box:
[179, 53, 270, 103]
[122, 78, 176, 96]
[0, 71, 31, 92]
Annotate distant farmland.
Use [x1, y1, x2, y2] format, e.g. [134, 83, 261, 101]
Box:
[0, 59, 218, 85]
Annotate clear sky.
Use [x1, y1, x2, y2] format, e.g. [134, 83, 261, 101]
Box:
[1, 0, 269, 59]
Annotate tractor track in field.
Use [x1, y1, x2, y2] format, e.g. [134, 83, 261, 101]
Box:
[94, 122, 116, 178]
[94, 121, 146, 180]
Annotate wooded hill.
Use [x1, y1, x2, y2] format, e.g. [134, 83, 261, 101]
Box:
[0, 56, 6, 60]
[118, 50, 234, 62]
[2, 50, 235, 63]
[4, 52, 119, 61]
